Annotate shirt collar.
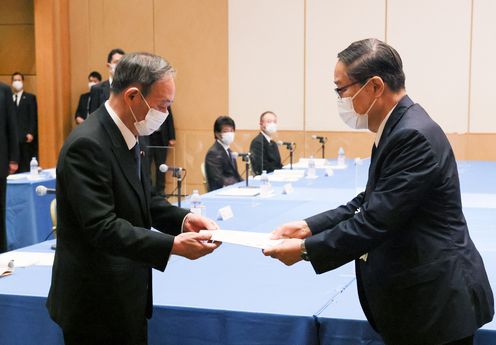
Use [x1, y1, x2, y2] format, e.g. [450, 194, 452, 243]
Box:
[104, 100, 137, 150]
[14, 90, 23, 97]
[375, 104, 397, 147]
[216, 139, 230, 152]
[261, 131, 271, 143]
[109, 76, 113, 87]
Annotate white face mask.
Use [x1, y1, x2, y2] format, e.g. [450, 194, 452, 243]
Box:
[88, 81, 97, 90]
[220, 132, 235, 146]
[12, 80, 23, 91]
[129, 91, 169, 136]
[337, 79, 376, 130]
[265, 122, 277, 135]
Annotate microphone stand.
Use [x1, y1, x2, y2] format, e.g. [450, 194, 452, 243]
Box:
[243, 155, 250, 188]
[173, 169, 183, 207]
[318, 138, 327, 159]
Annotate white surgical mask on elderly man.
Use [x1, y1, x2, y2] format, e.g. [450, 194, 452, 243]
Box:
[129, 91, 169, 136]
[221, 132, 235, 146]
[265, 123, 277, 134]
[337, 79, 377, 130]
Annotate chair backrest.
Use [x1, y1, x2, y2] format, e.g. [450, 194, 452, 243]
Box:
[200, 162, 209, 192]
[50, 199, 57, 238]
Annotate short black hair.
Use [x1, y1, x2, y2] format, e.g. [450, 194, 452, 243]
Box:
[112, 52, 175, 97]
[337, 38, 405, 92]
[213, 116, 235, 137]
[107, 48, 125, 63]
[88, 71, 102, 81]
[259, 111, 276, 122]
[11, 72, 24, 81]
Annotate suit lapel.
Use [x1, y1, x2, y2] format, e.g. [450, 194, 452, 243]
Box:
[97, 108, 149, 221]
[365, 95, 415, 201]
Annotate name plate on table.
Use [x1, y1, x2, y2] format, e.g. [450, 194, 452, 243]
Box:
[217, 206, 234, 220]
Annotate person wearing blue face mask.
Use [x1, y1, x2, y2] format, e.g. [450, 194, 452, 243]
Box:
[264, 38, 493, 345]
[204, 115, 243, 191]
[47, 52, 221, 345]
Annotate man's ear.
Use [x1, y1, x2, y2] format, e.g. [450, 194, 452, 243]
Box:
[124, 87, 140, 103]
[371, 76, 385, 97]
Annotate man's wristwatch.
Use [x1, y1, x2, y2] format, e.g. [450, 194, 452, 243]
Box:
[300, 239, 310, 261]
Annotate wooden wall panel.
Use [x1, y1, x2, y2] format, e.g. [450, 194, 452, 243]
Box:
[0, 0, 34, 24]
[0, 26, 36, 75]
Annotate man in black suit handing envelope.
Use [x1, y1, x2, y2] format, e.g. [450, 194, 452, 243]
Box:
[264, 38, 493, 345]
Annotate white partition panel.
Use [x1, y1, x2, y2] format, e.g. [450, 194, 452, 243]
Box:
[305, 0, 385, 132]
[387, 0, 471, 133]
[228, 0, 304, 130]
[470, 0, 496, 132]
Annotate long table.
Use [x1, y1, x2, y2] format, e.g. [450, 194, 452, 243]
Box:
[0, 160, 494, 344]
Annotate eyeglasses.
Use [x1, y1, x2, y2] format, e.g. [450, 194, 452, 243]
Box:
[334, 81, 360, 98]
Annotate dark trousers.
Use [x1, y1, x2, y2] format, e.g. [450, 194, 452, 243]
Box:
[18, 142, 35, 173]
[443, 335, 474, 345]
[0, 178, 6, 253]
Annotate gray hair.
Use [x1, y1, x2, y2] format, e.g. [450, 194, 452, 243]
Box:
[111, 52, 176, 96]
[337, 38, 405, 92]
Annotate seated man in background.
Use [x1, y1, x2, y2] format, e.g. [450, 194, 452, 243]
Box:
[249, 111, 282, 175]
[205, 116, 242, 191]
[75, 71, 102, 124]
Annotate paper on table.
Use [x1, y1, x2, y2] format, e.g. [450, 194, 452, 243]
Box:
[0, 251, 55, 268]
[200, 230, 283, 249]
[216, 188, 260, 197]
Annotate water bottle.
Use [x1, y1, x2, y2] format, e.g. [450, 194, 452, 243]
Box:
[307, 155, 316, 178]
[190, 189, 203, 215]
[260, 170, 271, 196]
[30, 157, 39, 176]
[337, 147, 346, 166]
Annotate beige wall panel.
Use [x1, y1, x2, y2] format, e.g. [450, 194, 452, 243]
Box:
[154, 0, 228, 132]
[0, 25, 36, 75]
[469, 0, 496, 132]
[387, 0, 471, 133]
[0, 0, 34, 24]
[229, 0, 304, 130]
[306, 0, 385, 132]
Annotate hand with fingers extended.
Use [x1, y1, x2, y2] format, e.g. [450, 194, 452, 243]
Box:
[270, 220, 311, 240]
[171, 232, 221, 260]
[183, 213, 219, 233]
[263, 238, 304, 266]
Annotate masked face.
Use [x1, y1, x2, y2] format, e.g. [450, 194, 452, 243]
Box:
[88, 81, 97, 90]
[265, 122, 277, 134]
[337, 79, 376, 130]
[12, 80, 23, 92]
[221, 132, 235, 146]
[128, 90, 169, 136]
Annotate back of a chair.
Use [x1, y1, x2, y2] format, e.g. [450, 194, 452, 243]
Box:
[200, 162, 209, 192]
[50, 199, 57, 238]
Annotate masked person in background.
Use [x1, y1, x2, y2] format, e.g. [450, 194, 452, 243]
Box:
[204, 116, 242, 191]
[263, 38, 493, 345]
[249, 111, 282, 175]
[75, 71, 102, 124]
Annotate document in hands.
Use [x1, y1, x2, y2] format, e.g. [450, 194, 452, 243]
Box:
[200, 229, 283, 249]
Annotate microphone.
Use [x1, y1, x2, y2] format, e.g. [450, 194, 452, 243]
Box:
[159, 164, 184, 174]
[276, 141, 295, 148]
[35, 185, 56, 196]
[311, 135, 327, 143]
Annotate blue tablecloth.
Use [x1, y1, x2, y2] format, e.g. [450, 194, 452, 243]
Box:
[6, 171, 56, 251]
[0, 160, 494, 344]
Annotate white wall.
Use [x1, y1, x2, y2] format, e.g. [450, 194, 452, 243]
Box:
[229, 0, 494, 134]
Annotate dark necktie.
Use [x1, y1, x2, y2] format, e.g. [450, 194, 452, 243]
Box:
[227, 148, 237, 171]
[133, 141, 141, 180]
[14, 94, 18, 106]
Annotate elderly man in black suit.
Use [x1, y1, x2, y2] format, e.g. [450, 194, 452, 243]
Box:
[264, 38, 493, 345]
[0, 82, 18, 252]
[88, 48, 125, 114]
[47, 52, 221, 345]
[11, 72, 37, 172]
[249, 111, 282, 175]
[205, 116, 243, 191]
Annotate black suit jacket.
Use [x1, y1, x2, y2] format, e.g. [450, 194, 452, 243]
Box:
[46, 105, 190, 342]
[305, 96, 494, 345]
[14, 91, 37, 143]
[88, 80, 110, 114]
[249, 132, 282, 175]
[75, 92, 90, 120]
[0, 83, 18, 177]
[205, 141, 243, 191]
